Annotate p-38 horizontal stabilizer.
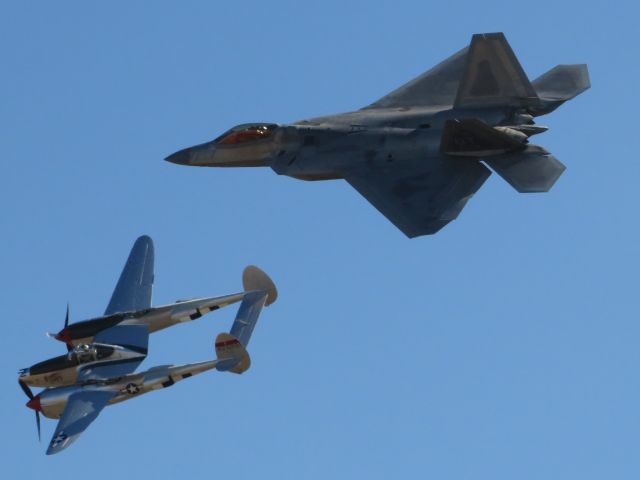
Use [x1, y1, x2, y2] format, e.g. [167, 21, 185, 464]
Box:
[216, 290, 270, 374]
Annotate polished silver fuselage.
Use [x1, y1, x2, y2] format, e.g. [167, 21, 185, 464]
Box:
[36, 360, 218, 419]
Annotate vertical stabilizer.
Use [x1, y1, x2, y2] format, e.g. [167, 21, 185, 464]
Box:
[454, 33, 539, 109]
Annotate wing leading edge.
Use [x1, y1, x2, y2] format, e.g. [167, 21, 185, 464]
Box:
[365, 46, 468, 109]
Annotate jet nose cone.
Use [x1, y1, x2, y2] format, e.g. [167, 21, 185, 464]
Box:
[165, 147, 193, 165]
[26, 395, 42, 412]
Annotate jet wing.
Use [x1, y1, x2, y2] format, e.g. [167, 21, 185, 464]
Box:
[46, 389, 115, 455]
[365, 46, 468, 109]
[77, 325, 149, 382]
[104, 235, 155, 315]
[345, 159, 491, 238]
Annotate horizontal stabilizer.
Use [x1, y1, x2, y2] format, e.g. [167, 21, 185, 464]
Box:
[215, 333, 250, 374]
[440, 118, 526, 157]
[454, 33, 539, 109]
[230, 291, 268, 347]
[531, 64, 590, 115]
[483, 145, 566, 193]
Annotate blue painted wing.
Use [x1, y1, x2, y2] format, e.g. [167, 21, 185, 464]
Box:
[94, 324, 149, 350]
[46, 390, 115, 455]
[104, 235, 155, 315]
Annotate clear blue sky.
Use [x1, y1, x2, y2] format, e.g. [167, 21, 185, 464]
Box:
[2, 1, 638, 478]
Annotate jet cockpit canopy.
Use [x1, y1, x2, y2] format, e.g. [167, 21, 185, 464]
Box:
[213, 123, 277, 146]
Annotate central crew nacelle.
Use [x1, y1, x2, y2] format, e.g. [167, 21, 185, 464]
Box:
[20, 342, 146, 388]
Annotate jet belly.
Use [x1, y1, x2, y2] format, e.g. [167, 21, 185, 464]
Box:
[269, 125, 439, 180]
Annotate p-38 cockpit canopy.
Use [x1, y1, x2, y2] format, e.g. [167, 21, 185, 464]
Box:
[68, 343, 114, 364]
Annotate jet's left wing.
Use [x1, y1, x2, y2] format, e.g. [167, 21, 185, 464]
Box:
[77, 325, 149, 382]
[46, 390, 115, 455]
[345, 159, 491, 238]
[104, 235, 155, 315]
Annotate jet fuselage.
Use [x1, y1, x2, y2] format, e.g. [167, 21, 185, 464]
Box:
[165, 107, 511, 180]
[165, 32, 590, 237]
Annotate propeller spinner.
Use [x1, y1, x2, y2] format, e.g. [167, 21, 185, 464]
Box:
[19, 379, 41, 441]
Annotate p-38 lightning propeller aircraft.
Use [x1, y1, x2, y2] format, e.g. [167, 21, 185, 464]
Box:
[18, 235, 277, 455]
[167, 32, 590, 238]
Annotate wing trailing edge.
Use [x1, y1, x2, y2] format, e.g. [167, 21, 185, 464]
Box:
[483, 145, 566, 193]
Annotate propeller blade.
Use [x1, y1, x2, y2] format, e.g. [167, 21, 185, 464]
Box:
[35, 411, 41, 441]
[18, 379, 34, 400]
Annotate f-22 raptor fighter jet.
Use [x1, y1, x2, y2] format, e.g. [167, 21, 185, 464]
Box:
[166, 33, 590, 238]
[18, 235, 277, 454]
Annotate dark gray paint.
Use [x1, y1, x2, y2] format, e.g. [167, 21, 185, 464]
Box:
[166, 33, 590, 238]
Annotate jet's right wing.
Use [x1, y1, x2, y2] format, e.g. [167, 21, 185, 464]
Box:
[46, 390, 115, 455]
[104, 236, 155, 316]
[345, 159, 491, 238]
